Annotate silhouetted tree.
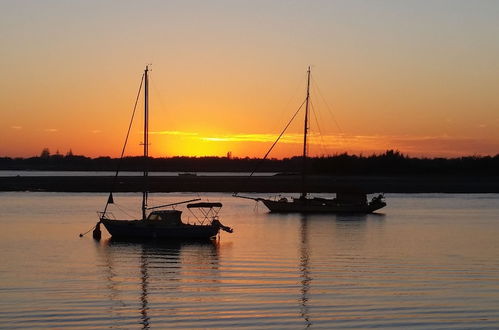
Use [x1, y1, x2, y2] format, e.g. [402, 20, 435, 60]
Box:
[1, 150, 498, 175]
[40, 148, 50, 158]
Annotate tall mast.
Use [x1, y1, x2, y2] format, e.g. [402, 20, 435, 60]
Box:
[301, 66, 311, 198]
[142, 66, 149, 220]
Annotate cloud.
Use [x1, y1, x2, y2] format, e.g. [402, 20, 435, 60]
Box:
[150, 130, 499, 157]
[11, 126, 22, 130]
[44, 128, 58, 132]
[91, 130, 102, 134]
[149, 130, 199, 136]
[200, 133, 303, 144]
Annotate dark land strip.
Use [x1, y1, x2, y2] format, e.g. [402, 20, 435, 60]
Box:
[1, 175, 499, 193]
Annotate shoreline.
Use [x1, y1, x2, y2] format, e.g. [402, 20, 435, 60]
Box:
[1, 175, 498, 193]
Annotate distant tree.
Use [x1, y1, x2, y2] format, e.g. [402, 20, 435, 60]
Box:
[53, 149, 63, 159]
[40, 148, 50, 158]
[384, 149, 405, 159]
[66, 149, 74, 157]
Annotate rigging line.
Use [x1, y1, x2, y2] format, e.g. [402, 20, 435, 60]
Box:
[102, 72, 145, 214]
[234, 98, 307, 196]
[252, 98, 306, 171]
[79, 224, 97, 237]
[310, 100, 329, 156]
[120, 74, 145, 162]
[113, 200, 140, 214]
[311, 75, 343, 134]
[114, 203, 136, 219]
[311, 101, 329, 156]
[187, 208, 200, 222]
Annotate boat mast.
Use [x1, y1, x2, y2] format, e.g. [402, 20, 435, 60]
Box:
[142, 66, 149, 220]
[301, 66, 311, 199]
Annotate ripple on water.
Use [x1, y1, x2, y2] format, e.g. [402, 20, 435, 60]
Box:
[1, 193, 499, 328]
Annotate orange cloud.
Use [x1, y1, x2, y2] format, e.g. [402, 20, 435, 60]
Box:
[149, 131, 199, 137]
[200, 133, 302, 144]
[153, 131, 499, 158]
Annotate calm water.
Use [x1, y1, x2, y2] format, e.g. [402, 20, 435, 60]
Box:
[1, 192, 499, 329]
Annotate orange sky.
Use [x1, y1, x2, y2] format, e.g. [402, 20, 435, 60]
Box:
[1, 1, 499, 159]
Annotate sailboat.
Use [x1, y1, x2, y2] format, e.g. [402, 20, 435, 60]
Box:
[96, 66, 233, 240]
[236, 67, 386, 213]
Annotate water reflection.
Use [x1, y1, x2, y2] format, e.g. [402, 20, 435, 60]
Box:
[95, 239, 220, 328]
[335, 213, 386, 248]
[335, 214, 368, 222]
[299, 215, 312, 328]
[139, 248, 150, 329]
[265, 211, 386, 328]
[4, 193, 499, 329]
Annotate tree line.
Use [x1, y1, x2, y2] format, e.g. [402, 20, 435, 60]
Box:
[1, 150, 498, 175]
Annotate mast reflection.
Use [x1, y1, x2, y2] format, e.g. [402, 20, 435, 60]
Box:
[96, 239, 220, 328]
[139, 247, 150, 329]
[299, 215, 312, 328]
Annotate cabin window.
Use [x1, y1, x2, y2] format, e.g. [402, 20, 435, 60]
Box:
[148, 214, 161, 221]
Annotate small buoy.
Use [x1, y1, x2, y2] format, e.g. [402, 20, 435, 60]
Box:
[92, 222, 102, 241]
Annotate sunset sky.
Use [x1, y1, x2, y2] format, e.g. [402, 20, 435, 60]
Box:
[1, 0, 499, 159]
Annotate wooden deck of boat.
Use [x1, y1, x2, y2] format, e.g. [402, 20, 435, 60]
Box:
[1, 175, 498, 193]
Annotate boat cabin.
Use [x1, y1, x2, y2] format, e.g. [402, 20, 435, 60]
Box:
[335, 192, 367, 204]
[146, 210, 183, 225]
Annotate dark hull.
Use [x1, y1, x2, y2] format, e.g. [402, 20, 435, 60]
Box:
[101, 219, 220, 240]
[261, 199, 386, 214]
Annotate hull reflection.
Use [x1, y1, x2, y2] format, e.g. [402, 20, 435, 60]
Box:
[96, 239, 220, 328]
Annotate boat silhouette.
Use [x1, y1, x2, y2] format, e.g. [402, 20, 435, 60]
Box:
[235, 67, 386, 213]
[95, 66, 233, 240]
